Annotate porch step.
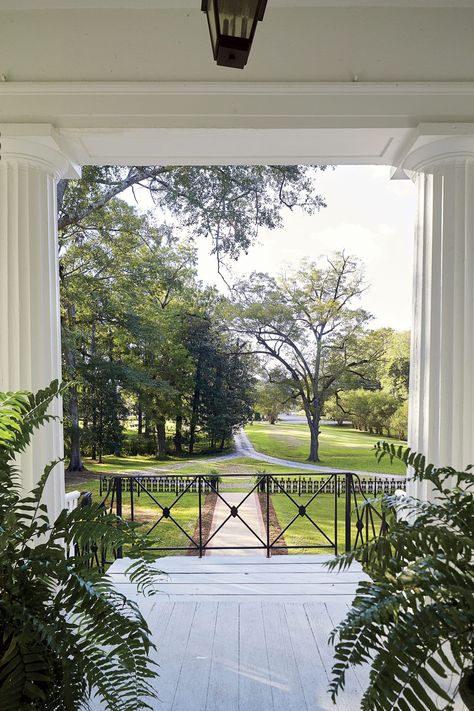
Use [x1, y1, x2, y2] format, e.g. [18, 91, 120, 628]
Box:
[107, 554, 367, 602]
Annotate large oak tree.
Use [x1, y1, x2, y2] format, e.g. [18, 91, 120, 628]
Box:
[231, 253, 386, 462]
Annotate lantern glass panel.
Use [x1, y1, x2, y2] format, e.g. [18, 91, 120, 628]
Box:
[217, 0, 260, 39]
[206, 0, 218, 54]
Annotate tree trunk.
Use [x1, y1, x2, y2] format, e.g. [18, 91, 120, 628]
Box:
[98, 404, 103, 463]
[174, 414, 183, 456]
[305, 404, 321, 462]
[67, 384, 85, 471]
[156, 416, 167, 458]
[65, 301, 85, 472]
[137, 400, 143, 435]
[189, 358, 202, 455]
[219, 433, 226, 451]
[308, 422, 320, 461]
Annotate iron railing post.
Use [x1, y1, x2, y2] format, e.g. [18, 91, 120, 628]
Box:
[116, 477, 123, 559]
[266, 474, 270, 557]
[198, 476, 203, 558]
[345, 473, 352, 552]
[334, 474, 338, 555]
[130, 477, 134, 522]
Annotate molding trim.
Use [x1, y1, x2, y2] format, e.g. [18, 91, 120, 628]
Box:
[2, 81, 474, 97]
[0, 125, 81, 178]
[394, 123, 474, 174]
[1, 1, 472, 7]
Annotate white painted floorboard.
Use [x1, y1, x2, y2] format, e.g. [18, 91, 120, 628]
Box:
[97, 555, 367, 710]
[99, 555, 466, 710]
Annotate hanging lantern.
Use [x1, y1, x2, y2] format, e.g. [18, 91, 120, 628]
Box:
[201, 0, 268, 69]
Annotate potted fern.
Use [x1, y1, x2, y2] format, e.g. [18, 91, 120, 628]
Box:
[328, 442, 474, 711]
[0, 381, 159, 710]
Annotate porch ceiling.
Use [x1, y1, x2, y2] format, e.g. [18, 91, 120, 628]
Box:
[0, 1, 473, 167]
[1, 5, 473, 83]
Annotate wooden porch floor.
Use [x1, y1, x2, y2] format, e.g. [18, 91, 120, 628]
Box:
[105, 554, 368, 710]
[103, 555, 465, 711]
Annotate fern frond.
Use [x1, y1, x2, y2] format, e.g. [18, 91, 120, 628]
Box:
[0, 383, 158, 710]
[328, 442, 474, 710]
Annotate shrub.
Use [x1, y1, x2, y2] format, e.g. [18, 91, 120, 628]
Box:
[389, 400, 409, 441]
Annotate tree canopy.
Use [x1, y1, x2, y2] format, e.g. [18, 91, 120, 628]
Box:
[60, 198, 255, 469]
[58, 165, 327, 268]
[58, 164, 328, 469]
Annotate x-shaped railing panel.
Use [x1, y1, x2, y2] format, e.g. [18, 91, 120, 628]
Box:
[96, 471, 391, 558]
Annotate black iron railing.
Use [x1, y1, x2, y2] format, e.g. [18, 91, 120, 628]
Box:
[97, 472, 390, 560]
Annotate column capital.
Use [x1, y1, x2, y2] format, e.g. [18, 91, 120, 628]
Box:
[392, 123, 474, 179]
[0, 124, 80, 179]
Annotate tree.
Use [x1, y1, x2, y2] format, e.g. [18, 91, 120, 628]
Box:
[60, 201, 198, 468]
[80, 356, 126, 462]
[379, 329, 410, 400]
[389, 400, 408, 440]
[59, 165, 328, 470]
[255, 369, 295, 423]
[322, 395, 346, 426]
[232, 253, 385, 461]
[333, 389, 399, 436]
[58, 165, 327, 268]
[184, 313, 255, 453]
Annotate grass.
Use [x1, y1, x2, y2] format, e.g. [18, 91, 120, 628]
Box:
[82, 450, 233, 474]
[175, 457, 317, 477]
[75, 455, 318, 480]
[245, 422, 407, 475]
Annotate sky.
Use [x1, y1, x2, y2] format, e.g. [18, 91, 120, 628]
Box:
[127, 165, 417, 332]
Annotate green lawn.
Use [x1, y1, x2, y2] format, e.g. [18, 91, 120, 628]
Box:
[82, 450, 232, 474]
[175, 456, 317, 477]
[75, 455, 317, 480]
[245, 422, 407, 475]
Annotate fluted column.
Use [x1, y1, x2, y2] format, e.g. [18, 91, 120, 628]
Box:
[404, 132, 474, 499]
[0, 127, 78, 522]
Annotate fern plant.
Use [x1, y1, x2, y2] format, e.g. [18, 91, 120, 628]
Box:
[328, 442, 474, 711]
[0, 381, 159, 710]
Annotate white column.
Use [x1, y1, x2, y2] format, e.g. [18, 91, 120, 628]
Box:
[0, 127, 79, 522]
[404, 132, 474, 499]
